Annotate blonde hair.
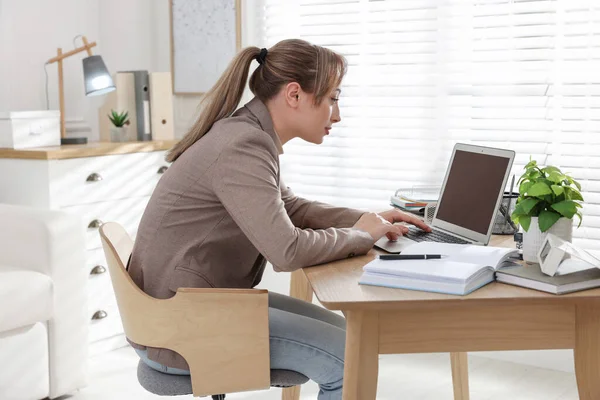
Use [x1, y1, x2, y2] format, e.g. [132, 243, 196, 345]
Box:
[166, 39, 347, 163]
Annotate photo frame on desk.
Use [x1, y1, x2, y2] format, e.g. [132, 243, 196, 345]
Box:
[169, 0, 242, 95]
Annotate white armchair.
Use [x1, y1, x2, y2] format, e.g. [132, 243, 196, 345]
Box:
[0, 204, 88, 400]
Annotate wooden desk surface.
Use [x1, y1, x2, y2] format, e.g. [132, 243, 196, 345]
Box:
[0, 140, 178, 160]
[303, 235, 600, 311]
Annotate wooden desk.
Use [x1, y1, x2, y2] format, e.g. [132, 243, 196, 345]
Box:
[286, 235, 600, 400]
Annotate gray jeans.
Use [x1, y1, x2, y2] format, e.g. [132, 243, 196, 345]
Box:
[135, 292, 346, 400]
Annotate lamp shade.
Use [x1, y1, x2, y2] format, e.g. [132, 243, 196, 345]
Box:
[82, 55, 116, 96]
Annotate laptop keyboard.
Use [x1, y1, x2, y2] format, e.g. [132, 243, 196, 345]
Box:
[405, 227, 470, 244]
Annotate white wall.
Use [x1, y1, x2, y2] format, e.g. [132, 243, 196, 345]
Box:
[0, 0, 100, 135]
[0, 0, 212, 141]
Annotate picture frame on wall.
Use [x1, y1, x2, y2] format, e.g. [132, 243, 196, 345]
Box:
[169, 0, 241, 95]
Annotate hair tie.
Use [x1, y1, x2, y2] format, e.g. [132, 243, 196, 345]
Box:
[257, 48, 268, 65]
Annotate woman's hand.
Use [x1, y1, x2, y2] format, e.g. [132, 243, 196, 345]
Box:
[352, 212, 406, 241]
[377, 209, 432, 241]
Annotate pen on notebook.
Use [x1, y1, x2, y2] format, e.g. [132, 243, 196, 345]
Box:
[379, 254, 446, 260]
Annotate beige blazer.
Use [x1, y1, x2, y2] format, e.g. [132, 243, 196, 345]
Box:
[128, 97, 374, 369]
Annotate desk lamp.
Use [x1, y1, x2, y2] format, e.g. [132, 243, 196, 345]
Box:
[46, 36, 115, 145]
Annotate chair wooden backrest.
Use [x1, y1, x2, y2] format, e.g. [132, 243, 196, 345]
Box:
[99, 222, 270, 397]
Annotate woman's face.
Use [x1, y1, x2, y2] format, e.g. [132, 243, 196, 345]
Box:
[296, 88, 342, 144]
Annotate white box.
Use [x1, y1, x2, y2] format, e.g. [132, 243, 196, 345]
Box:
[0, 111, 61, 149]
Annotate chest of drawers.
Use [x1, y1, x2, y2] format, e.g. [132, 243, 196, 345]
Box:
[0, 141, 174, 355]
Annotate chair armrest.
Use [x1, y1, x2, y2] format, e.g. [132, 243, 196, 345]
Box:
[176, 287, 268, 295]
[128, 288, 270, 397]
[173, 289, 270, 396]
[0, 204, 88, 397]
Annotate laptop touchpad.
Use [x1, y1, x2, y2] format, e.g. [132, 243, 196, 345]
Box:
[374, 237, 414, 254]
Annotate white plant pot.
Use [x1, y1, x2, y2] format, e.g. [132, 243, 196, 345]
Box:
[110, 126, 129, 142]
[523, 217, 573, 263]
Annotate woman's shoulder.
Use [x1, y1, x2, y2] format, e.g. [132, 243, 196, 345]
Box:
[211, 114, 279, 154]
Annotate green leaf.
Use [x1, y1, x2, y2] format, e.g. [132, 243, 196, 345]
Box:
[569, 188, 584, 202]
[519, 198, 540, 215]
[519, 181, 534, 195]
[512, 202, 527, 217]
[524, 159, 537, 169]
[108, 109, 130, 127]
[527, 182, 553, 197]
[575, 211, 583, 227]
[538, 210, 561, 232]
[551, 185, 564, 196]
[528, 170, 542, 181]
[547, 171, 566, 183]
[566, 175, 582, 190]
[542, 166, 561, 175]
[520, 215, 532, 232]
[551, 200, 578, 219]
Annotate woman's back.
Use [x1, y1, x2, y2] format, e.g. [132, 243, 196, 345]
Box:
[128, 98, 283, 298]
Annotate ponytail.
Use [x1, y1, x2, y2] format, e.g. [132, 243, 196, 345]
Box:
[166, 46, 261, 163]
[167, 40, 347, 163]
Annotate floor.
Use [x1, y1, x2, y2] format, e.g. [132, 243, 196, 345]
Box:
[62, 345, 581, 400]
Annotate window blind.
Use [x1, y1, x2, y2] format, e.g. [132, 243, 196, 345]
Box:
[259, 0, 600, 252]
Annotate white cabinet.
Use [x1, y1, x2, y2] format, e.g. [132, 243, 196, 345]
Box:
[0, 142, 173, 355]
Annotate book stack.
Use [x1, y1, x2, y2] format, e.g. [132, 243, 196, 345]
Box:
[360, 242, 600, 296]
[359, 242, 520, 295]
[496, 261, 600, 295]
[390, 188, 439, 215]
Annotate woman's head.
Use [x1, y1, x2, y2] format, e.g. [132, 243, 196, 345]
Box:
[252, 39, 346, 145]
[167, 39, 347, 162]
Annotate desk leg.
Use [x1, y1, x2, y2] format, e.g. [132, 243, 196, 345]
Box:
[342, 310, 379, 400]
[450, 352, 470, 400]
[289, 269, 313, 303]
[282, 270, 314, 400]
[574, 305, 600, 400]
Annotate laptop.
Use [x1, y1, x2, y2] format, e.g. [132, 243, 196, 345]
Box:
[375, 143, 516, 253]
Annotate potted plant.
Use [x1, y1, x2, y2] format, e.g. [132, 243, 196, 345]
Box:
[108, 110, 129, 142]
[511, 159, 584, 263]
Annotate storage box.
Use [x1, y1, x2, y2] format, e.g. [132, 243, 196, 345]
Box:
[0, 111, 61, 149]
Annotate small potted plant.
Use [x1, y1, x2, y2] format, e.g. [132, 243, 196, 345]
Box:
[511, 159, 584, 263]
[108, 110, 129, 142]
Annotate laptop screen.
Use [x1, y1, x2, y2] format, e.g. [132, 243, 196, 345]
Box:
[435, 149, 511, 235]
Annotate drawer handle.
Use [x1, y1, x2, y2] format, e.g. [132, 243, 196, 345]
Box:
[88, 219, 104, 229]
[86, 172, 103, 182]
[92, 310, 108, 320]
[157, 166, 168, 174]
[90, 265, 106, 275]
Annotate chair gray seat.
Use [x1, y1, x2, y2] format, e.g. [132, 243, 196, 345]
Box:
[137, 361, 309, 396]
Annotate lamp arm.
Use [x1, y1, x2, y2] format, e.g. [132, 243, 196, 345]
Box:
[46, 41, 97, 65]
[81, 36, 94, 57]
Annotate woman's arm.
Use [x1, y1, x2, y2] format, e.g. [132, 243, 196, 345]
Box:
[280, 180, 365, 229]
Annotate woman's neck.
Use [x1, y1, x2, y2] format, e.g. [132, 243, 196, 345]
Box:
[265, 99, 294, 145]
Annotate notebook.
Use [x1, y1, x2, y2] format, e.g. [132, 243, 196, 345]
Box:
[359, 242, 520, 295]
[496, 261, 600, 295]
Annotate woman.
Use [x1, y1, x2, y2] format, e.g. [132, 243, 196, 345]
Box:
[128, 39, 430, 400]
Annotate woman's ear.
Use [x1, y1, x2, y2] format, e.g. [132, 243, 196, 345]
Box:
[283, 82, 301, 108]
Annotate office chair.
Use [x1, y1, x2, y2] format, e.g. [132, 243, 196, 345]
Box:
[99, 222, 308, 398]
